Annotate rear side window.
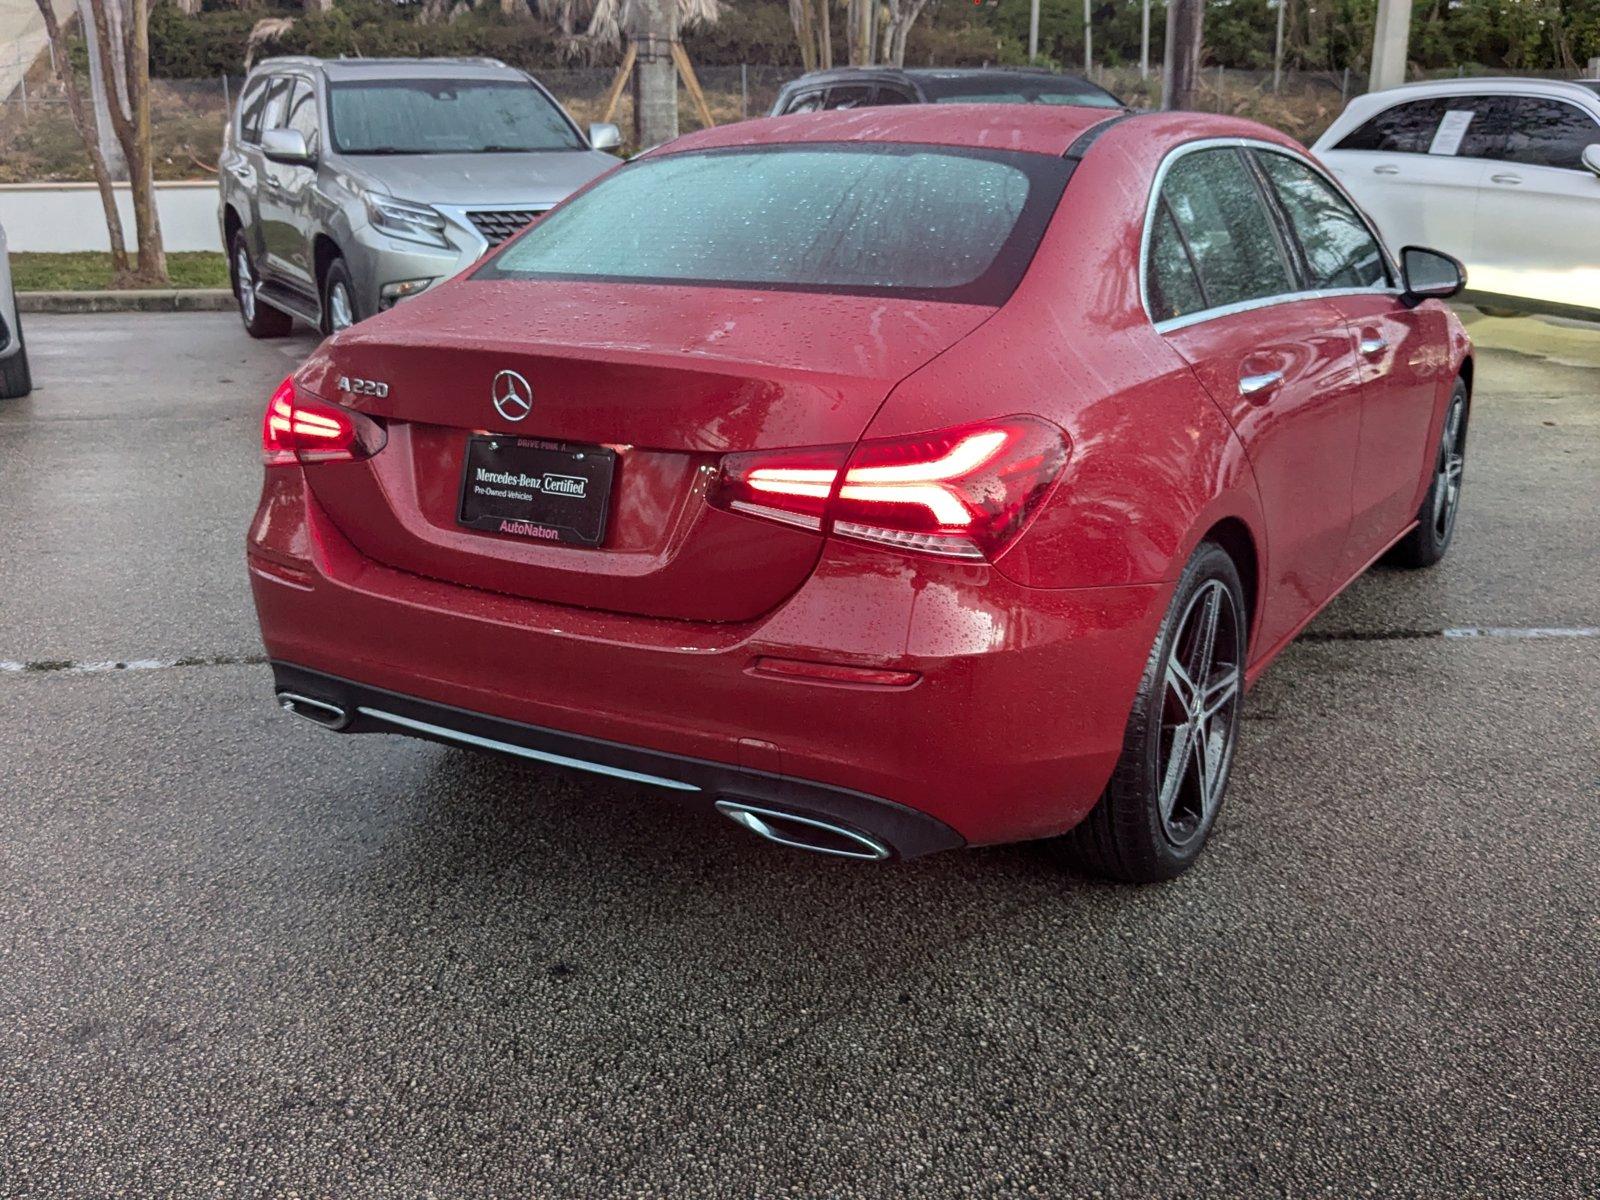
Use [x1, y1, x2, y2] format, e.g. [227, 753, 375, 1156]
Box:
[1149, 148, 1294, 317]
[1147, 204, 1207, 321]
[873, 87, 914, 105]
[825, 84, 874, 109]
[780, 89, 825, 115]
[1498, 97, 1600, 170]
[1255, 151, 1388, 290]
[1335, 97, 1451, 153]
[481, 145, 1071, 304]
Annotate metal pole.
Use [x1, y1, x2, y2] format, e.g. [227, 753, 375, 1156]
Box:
[740, 62, 748, 119]
[1341, 65, 1350, 102]
[1029, 0, 1040, 63]
[1083, 0, 1092, 72]
[222, 73, 230, 111]
[1217, 62, 1224, 111]
[1273, 0, 1285, 93]
[1140, 0, 1150, 80]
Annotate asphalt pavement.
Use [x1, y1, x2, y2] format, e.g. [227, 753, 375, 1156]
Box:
[0, 311, 1596, 1198]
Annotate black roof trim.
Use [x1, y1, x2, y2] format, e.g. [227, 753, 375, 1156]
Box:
[1062, 110, 1142, 161]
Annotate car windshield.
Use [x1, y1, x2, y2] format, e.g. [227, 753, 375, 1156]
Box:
[479, 145, 1070, 304]
[328, 79, 583, 154]
[924, 78, 1122, 108]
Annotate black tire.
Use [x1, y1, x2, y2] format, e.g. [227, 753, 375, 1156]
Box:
[1055, 542, 1247, 883]
[1, 292, 32, 400]
[1387, 378, 1468, 569]
[321, 255, 359, 336]
[229, 230, 292, 339]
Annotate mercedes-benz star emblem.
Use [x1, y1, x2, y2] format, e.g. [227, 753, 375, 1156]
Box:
[491, 370, 533, 422]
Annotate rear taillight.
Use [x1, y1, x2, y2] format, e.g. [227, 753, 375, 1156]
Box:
[261, 377, 386, 467]
[710, 418, 1068, 561]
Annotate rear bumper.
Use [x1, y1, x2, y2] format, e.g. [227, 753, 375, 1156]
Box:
[248, 472, 1167, 849]
[272, 661, 964, 860]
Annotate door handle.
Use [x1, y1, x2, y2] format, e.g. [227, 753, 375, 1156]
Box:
[1239, 370, 1285, 397]
[1359, 335, 1388, 356]
[1490, 173, 1522, 185]
[1373, 164, 1400, 175]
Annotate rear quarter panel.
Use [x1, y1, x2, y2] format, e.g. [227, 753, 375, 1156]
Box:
[865, 115, 1267, 597]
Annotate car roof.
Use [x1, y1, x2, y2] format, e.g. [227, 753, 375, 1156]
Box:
[253, 56, 525, 84]
[664, 106, 1294, 161]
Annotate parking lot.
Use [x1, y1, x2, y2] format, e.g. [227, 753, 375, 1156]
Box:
[1, 310, 1596, 1196]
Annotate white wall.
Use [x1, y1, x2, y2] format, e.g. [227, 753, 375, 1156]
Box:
[0, 181, 222, 253]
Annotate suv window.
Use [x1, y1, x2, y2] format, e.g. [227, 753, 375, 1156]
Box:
[1498, 96, 1600, 170]
[781, 88, 825, 115]
[1254, 151, 1388, 290]
[284, 79, 319, 148]
[238, 76, 271, 145]
[258, 76, 293, 138]
[1335, 97, 1454, 154]
[825, 84, 875, 109]
[1149, 148, 1295, 318]
[873, 86, 914, 105]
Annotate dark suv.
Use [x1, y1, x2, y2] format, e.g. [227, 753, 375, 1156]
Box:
[770, 67, 1124, 117]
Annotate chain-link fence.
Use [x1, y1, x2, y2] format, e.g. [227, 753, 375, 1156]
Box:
[3, 61, 1593, 184]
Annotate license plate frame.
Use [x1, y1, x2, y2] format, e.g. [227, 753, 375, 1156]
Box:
[456, 434, 616, 548]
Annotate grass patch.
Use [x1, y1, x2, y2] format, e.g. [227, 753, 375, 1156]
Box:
[10, 251, 229, 292]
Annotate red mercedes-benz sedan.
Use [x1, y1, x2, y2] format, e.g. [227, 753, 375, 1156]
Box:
[248, 105, 1472, 881]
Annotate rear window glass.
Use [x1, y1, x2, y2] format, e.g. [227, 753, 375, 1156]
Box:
[479, 145, 1072, 304]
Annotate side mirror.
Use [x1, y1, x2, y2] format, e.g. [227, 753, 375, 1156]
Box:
[261, 127, 315, 167]
[588, 122, 622, 152]
[1582, 143, 1600, 179]
[1399, 246, 1465, 307]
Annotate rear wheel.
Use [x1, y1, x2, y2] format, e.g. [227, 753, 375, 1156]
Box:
[321, 256, 358, 336]
[1388, 378, 1468, 569]
[1, 292, 31, 399]
[230, 231, 292, 339]
[1056, 542, 1246, 883]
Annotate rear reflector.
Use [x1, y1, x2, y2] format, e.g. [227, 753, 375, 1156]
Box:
[710, 418, 1069, 561]
[261, 377, 387, 467]
[752, 657, 920, 688]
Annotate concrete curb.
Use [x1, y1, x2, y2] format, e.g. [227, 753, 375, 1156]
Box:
[17, 289, 234, 315]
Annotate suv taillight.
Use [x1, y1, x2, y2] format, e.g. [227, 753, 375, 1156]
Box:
[710, 417, 1069, 561]
[261, 377, 386, 466]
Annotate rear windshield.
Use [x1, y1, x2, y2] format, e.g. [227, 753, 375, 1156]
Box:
[478, 144, 1072, 304]
[328, 79, 583, 154]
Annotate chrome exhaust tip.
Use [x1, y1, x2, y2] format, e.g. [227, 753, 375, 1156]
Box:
[714, 800, 891, 861]
[276, 691, 351, 731]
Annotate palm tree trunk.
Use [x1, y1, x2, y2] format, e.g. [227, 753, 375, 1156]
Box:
[35, 0, 131, 278]
[630, 0, 680, 148]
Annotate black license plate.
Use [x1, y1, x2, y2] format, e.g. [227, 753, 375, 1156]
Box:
[457, 435, 616, 547]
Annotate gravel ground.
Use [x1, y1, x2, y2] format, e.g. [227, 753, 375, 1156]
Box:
[0, 311, 1595, 1198]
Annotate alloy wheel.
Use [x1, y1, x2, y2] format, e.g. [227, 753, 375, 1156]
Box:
[235, 247, 256, 324]
[1432, 396, 1466, 543]
[328, 282, 354, 333]
[1157, 580, 1243, 847]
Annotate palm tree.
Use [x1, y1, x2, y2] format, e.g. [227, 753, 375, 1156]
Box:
[538, 0, 721, 148]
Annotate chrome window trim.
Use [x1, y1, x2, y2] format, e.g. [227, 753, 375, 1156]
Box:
[1139, 137, 1399, 334]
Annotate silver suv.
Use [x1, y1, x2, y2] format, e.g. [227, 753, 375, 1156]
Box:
[1, 221, 31, 400]
[219, 57, 621, 338]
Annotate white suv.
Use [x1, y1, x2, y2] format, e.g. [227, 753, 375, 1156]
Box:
[1, 221, 31, 400]
[1313, 78, 1600, 317]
